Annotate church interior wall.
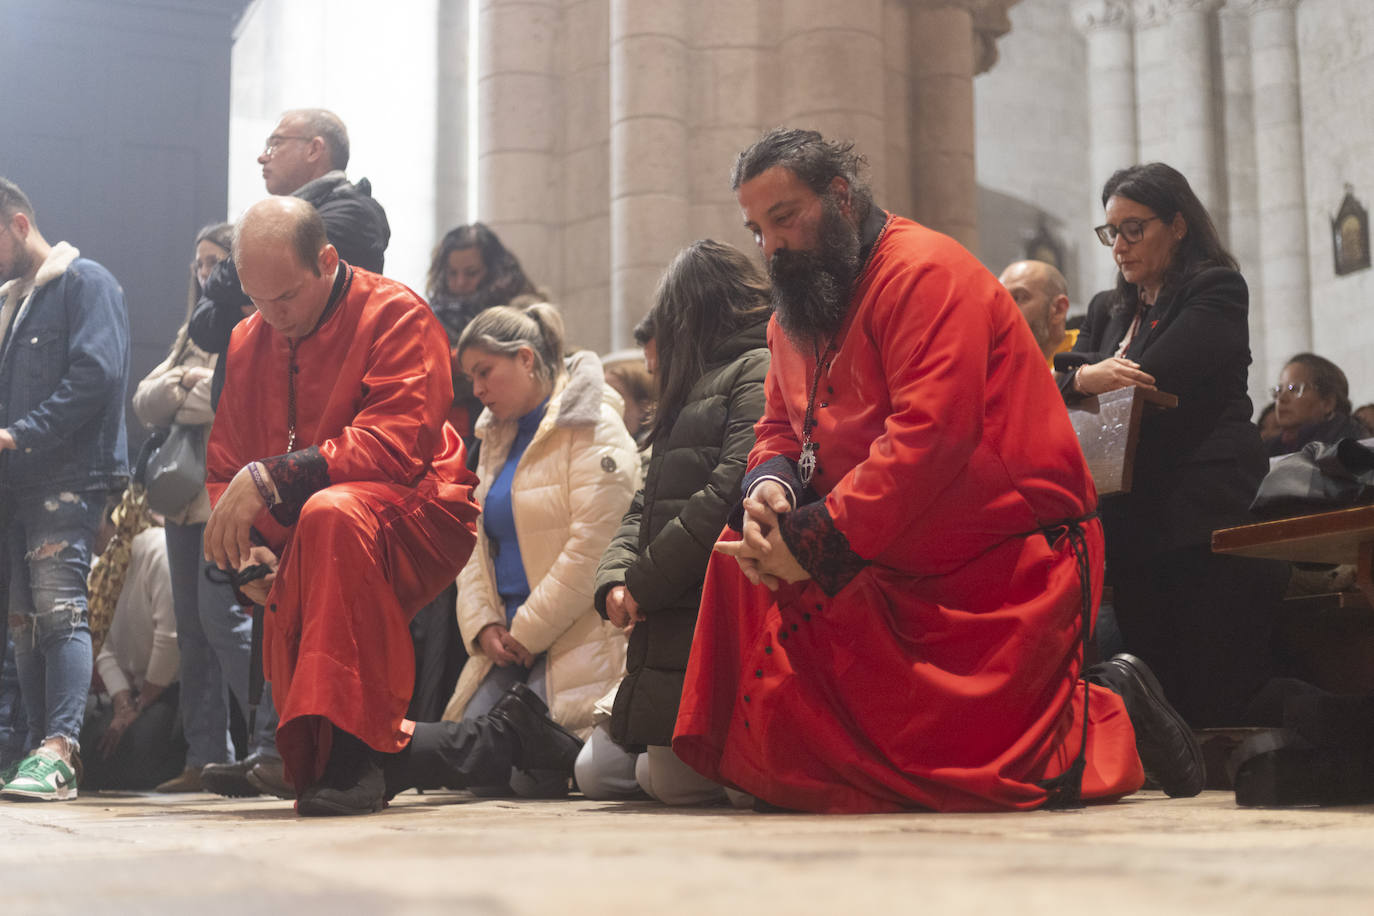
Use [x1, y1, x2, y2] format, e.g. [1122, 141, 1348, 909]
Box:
[973, 0, 1093, 310]
[1297, 0, 1374, 407]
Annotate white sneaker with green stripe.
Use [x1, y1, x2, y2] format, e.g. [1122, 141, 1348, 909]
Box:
[0, 748, 78, 800]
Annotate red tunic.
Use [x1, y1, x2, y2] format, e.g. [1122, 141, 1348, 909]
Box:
[207, 266, 479, 792]
[672, 216, 1143, 813]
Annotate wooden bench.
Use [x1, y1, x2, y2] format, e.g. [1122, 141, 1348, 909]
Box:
[1212, 504, 1374, 606]
[1066, 386, 1178, 496]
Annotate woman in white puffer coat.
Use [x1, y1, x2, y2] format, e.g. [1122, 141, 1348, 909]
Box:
[442, 301, 637, 796]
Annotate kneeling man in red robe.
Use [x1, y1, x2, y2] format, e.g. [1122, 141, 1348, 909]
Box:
[672, 129, 1204, 813]
[205, 197, 482, 815]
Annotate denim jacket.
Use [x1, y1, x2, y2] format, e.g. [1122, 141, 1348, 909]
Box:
[0, 247, 130, 498]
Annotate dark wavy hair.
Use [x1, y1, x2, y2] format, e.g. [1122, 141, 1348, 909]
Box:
[731, 128, 873, 223]
[642, 240, 772, 446]
[1286, 352, 1353, 417]
[425, 222, 537, 304]
[1101, 162, 1237, 313]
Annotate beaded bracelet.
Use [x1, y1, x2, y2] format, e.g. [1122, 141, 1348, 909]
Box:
[247, 461, 279, 507]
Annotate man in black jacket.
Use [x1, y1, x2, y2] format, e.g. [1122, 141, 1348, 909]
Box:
[192, 108, 391, 405]
[188, 109, 390, 798]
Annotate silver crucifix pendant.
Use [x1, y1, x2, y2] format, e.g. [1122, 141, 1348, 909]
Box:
[798, 440, 817, 487]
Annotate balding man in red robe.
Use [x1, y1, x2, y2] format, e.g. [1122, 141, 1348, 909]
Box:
[673, 129, 1204, 813]
[205, 197, 480, 815]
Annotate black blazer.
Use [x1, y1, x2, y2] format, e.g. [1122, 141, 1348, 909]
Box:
[1062, 267, 1268, 565]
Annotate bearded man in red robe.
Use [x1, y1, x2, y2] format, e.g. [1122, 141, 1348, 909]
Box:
[672, 129, 1204, 813]
[204, 197, 482, 815]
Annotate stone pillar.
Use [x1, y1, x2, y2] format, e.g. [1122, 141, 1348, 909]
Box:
[433, 0, 468, 238]
[1160, 1, 1226, 216]
[608, 0, 689, 351]
[1244, 0, 1312, 370]
[1074, 0, 1138, 293]
[777, 0, 887, 202]
[476, 0, 560, 291]
[908, 0, 979, 252]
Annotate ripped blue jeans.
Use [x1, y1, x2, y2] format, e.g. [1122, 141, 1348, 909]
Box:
[5, 489, 102, 753]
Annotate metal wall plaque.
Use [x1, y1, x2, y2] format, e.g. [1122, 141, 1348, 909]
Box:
[1332, 186, 1370, 277]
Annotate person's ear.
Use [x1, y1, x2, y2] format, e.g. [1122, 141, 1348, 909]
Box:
[1171, 212, 1188, 241]
[9, 211, 30, 239]
[1051, 294, 1071, 321]
[518, 346, 536, 374]
[828, 176, 853, 218]
[317, 243, 339, 277]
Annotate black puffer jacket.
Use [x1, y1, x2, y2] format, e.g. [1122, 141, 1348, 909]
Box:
[594, 317, 769, 749]
[190, 171, 391, 405]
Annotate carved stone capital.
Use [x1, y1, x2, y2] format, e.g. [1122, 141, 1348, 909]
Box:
[1134, 0, 1223, 28]
[1073, 0, 1134, 33]
[1226, 0, 1300, 13]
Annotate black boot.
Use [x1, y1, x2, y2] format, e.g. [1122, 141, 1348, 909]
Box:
[1086, 653, 1205, 798]
[488, 683, 583, 773]
[297, 727, 386, 816]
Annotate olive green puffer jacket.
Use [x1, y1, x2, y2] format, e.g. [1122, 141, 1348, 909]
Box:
[594, 317, 769, 749]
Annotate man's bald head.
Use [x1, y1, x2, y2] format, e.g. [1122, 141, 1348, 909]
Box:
[234, 197, 339, 339]
[234, 196, 329, 275]
[998, 260, 1071, 361]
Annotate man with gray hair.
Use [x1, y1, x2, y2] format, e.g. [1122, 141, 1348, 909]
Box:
[998, 259, 1077, 365]
[0, 177, 129, 801]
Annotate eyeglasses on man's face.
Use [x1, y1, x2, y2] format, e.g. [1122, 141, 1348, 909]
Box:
[1270, 382, 1307, 400]
[261, 134, 312, 158]
[1094, 216, 1161, 246]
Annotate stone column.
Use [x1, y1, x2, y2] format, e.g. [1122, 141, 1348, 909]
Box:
[433, 0, 468, 237]
[476, 0, 560, 291]
[777, 0, 887, 201]
[907, 0, 979, 252]
[1074, 0, 1138, 293]
[1244, 0, 1312, 369]
[608, 0, 689, 351]
[1160, 0, 1225, 215]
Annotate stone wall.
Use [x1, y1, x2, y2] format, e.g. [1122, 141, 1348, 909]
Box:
[1298, 0, 1374, 407]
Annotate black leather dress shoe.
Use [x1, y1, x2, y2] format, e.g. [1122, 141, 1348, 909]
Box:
[200, 756, 265, 798]
[297, 759, 386, 816]
[489, 682, 583, 773]
[246, 755, 295, 799]
[1086, 653, 1205, 798]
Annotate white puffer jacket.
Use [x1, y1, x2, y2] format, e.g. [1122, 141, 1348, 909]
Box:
[443, 351, 639, 735]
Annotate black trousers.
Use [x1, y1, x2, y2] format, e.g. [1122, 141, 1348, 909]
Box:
[79, 684, 186, 791]
[407, 583, 465, 722]
[383, 716, 520, 797]
[1110, 547, 1288, 728]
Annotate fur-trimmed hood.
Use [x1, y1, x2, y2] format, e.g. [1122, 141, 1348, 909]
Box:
[0, 241, 79, 304]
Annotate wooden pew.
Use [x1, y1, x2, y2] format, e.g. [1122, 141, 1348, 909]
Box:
[1066, 386, 1178, 496]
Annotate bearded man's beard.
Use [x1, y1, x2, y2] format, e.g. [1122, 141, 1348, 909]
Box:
[767, 193, 862, 347]
[0, 246, 34, 286]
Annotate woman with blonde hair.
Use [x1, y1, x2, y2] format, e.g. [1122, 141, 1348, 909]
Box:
[443, 300, 638, 796]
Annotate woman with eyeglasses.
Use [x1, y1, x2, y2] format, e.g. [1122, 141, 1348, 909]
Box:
[1266, 353, 1369, 457]
[1061, 162, 1287, 729]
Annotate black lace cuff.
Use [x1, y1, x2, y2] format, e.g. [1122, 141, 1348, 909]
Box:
[780, 499, 868, 596]
[731, 455, 804, 530]
[260, 446, 330, 526]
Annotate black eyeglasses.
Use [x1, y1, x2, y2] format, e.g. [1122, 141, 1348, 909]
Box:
[1094, 216, 1161, 246]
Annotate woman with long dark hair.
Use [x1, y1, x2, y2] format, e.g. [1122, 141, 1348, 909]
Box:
[1062, 163, 1288, 728]
[425, 224, 541, 440]
[575, 240, 771, 803]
